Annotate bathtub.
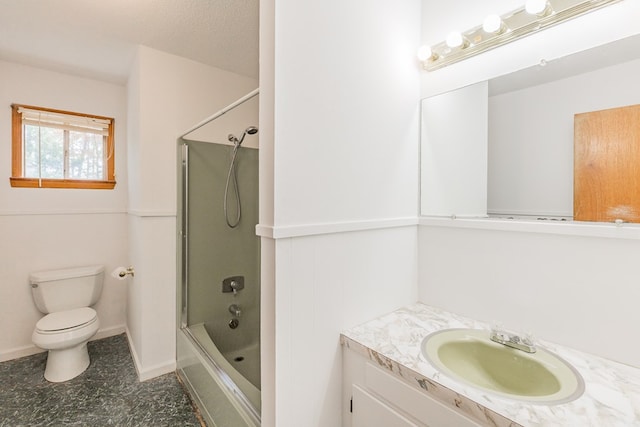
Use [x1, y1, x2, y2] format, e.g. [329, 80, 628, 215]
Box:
[203, 321, 261, 390]
[177, 324, 260, 426]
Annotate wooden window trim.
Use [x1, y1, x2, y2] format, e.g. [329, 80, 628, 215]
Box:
[10, 104, 116, 190]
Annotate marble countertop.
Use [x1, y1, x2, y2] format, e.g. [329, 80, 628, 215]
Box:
[341, 303, 640, 427]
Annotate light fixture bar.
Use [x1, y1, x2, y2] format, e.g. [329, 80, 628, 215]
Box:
[421, 0, 622, 72]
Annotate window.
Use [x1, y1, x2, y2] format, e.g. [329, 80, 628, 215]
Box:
[10, 104, 115, 189]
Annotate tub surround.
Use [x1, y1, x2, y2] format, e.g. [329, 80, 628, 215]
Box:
[341, 303, 640, 426]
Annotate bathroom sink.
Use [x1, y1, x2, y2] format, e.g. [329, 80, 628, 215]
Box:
[421, 329, 585, 404]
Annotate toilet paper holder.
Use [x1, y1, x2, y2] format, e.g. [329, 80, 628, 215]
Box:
[111, 266, 135, 279]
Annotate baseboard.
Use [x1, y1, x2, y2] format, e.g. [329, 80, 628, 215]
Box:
[0, 343, 44, 362]
[0, 324, 126, 363]
[93, 324, 126, 341]
[125, 327, 176, 382]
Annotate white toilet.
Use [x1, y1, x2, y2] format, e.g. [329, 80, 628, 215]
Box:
[30, 265, 104, 382]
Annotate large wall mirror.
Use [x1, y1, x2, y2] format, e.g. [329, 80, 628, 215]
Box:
[420, 34, 640, 222]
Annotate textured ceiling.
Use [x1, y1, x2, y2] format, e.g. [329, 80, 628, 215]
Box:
[0, 0, 259, 83]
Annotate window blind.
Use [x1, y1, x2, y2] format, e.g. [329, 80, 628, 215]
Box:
[18, 107, 111, 136]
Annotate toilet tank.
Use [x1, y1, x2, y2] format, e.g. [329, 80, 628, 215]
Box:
[30, 265, 104, 314]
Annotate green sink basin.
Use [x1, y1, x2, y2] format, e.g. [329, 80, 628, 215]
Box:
[421, 329, 585, 404]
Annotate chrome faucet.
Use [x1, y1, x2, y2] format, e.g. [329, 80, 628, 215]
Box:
[490, 327, 536, 353]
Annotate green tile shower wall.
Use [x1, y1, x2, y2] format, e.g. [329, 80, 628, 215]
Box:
[185, 140, 260, 337]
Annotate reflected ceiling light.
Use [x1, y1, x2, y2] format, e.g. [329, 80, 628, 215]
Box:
[526, 0, 552, 16]
[419, 0, 622, 72]
[446, 31, 469, 49]
[482, 14, 506, 34]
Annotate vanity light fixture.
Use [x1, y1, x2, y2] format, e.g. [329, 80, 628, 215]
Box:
[482, 15, 506, 35]
[417, 45, 438, 62]
[419, 0, 622, 72]
[446, 31, 469, 49]
[526, 0, 552, 16]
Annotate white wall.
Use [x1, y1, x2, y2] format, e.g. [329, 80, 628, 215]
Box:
[273, 1, 420, 227]
[273, 228, 418, 427]
[125, 46, 257, 379]
[186, 95, 259, 149]
[0, 60, 128, 361]
[260, 0, 422, 426]
[418, 225, 640, 367]
[488, 57, 640, 217]
[418, 1, 640, 368]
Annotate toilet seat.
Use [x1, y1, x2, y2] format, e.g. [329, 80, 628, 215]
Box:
[35, 307, 97, 334]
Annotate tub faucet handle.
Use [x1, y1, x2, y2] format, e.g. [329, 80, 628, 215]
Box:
[222, 276, 245, 294]
[230, 280, 241, 295]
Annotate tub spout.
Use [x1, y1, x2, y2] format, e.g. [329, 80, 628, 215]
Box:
[229, 304, 242, 317]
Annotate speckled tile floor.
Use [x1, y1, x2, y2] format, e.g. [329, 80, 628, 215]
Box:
[0, 334, 204, 427]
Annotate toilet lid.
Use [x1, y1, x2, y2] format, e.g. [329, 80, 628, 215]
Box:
[36, 307, 97, 332]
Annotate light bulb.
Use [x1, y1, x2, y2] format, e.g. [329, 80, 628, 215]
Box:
[417, 45, 434, 62]
[446, 32, 468, 49]
[483, 14, 505, 34]
[525, 0, 550, 16]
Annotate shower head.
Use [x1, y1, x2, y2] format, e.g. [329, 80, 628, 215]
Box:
[229, 126, 259, 147]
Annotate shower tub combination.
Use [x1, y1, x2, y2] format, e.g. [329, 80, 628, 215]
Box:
[176, 90, 261, 427]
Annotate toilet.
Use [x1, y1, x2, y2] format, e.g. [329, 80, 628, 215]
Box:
[30, 265, 104, 382]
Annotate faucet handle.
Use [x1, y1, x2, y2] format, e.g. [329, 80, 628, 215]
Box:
[222, 276, 245, 294]
[490, 320, 502, 332]
[489, 322, 509, 343]
[522, 331, 535, 346]
[490, 321, 506, 336]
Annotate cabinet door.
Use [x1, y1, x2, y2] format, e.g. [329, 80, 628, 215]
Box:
[364, 363, 482, 427]
[574, 104, 640, 222]
[352, 384, 423, 427]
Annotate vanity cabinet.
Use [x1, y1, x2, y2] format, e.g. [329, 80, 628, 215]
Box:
[351, 385, 421, 427]
[343, 347, 483, 427]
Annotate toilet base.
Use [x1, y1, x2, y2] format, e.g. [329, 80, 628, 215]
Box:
[44, 342, 90, 382]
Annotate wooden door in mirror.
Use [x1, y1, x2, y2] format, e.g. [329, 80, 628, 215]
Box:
[574, 104, 640, 223]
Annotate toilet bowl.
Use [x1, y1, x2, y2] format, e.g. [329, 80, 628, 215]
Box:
[32, 307, 100, 382]
[29, 265, 104, 382]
